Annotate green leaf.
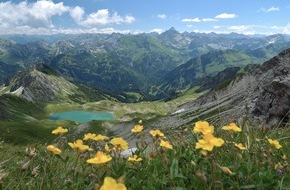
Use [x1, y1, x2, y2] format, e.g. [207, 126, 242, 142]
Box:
[240, 184, 256, 189]
[170, 159, 179, 179]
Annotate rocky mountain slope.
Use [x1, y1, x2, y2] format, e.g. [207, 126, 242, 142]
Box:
[0, 64, 109, 103]
[144, 48, 290, 131]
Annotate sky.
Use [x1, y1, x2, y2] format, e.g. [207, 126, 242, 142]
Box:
[0, 0, 290, 35]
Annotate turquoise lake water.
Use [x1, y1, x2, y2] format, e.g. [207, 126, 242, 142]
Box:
[49, 111, 115, 123]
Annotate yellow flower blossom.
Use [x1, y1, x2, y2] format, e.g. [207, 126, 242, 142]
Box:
[87, 151, 112, 164]
[83, 133, 109, 141]
[51, 126, 68, 135]
[131, 124, 143, 133]
[150, 129, 165, 138]
[128, 155, 142, 162]
[68, 139, 90, 152]
[83, 133, 96, 140]
[47, 145, 62, 155]
[222, 123, 242, 132]
[193, 121, 214, 134]
[110, 137, 129, 150]
[196, 133, 224, 151]
[160, 140, 173, 149]
[94, 134, 109, 141]
[235, 143, 247, 150]
[100, 177, 127, 190]
[268, 139, 282, 149]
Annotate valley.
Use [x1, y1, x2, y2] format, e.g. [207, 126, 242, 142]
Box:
[0, 30, 289, 190]
[0, 30, 289, 145]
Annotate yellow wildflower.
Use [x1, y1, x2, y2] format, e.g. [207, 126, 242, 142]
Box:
[110, 137, 129, 150]
[160, 140, 173, 149]
[68, 139, 90, 152]
[131, 124, 143, 133]
[235, 143, 247, 150]
[128, 155, 142, 162]
[51, 126, 68, 135]
[87, 151, 112, 164]
[94, 134, 109, 141]
[149, 129, 165, 138]
[83, 133, 96, 140]
[268, 139, 282, 149]
[193, 121, 214, 134]
[196, 133, 224, 151]
[100, 177, 127, 190]
[47, 145, 62, 155]
[222, 123, 242, 132]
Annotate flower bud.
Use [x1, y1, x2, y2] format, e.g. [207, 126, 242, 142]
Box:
[200, 150, 208, 157]
[191, 160, 196, 166]
[220, 166, 233, 175]
[237, 153, 243, 160]
[21, 160, 31, 171]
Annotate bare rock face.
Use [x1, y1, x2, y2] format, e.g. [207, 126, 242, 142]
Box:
[248, 50, 290, 127]
[163, 48, 290, 128]
[251, 60, 290, 126]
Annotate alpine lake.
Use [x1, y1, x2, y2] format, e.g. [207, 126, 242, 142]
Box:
[48, 111, 115, 123]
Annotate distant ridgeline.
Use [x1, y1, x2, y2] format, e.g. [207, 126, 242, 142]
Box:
[0, 31, 290, 102]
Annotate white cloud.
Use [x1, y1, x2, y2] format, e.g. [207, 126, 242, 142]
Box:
[202, 18, 218, 22]
[270, 23, 290, 34]
[70, 6, 85, 23]
[76, 9, 135, 27]
[226, 25, 276, 35]
[182, 18, 201, 22]
[186, 24, 192, 28]
[0, 25, 133, 35]
[259, 6, 279, 13]
[194, 24, 290, 35]
[215, 13, 237, 19]
[228, 25, 250, 32]
[0, 0, 69, 28]
[150, 28, 164, 34]
[0, 1, 135, 34]
[157, 14, 167, 19]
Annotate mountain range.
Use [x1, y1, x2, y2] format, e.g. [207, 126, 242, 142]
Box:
[1, 29, 290, 102]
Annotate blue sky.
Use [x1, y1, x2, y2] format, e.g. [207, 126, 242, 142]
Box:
[0, 0, 289, 35]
